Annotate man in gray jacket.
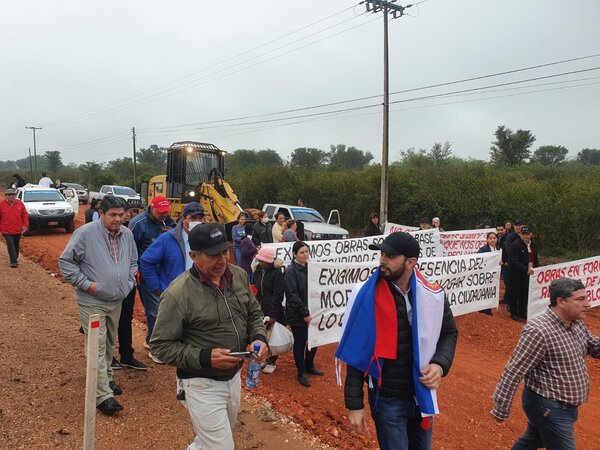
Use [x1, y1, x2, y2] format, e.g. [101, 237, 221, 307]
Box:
[59, 195, 137, 415]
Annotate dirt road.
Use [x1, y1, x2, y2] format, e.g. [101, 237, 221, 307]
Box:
[2, 205, 600, 449]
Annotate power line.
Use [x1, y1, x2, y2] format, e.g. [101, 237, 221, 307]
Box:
[37, 4, 366, 128]
[138, 54, 600, 132]
[136, 66, 600, 134]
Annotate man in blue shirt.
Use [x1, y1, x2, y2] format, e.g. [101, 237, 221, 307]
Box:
[139, 202, 207, 300]
[128, 196, 175, 363]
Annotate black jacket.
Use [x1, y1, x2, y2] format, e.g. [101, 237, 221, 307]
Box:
[508, 237, 539, 279]
[252, 221, 273, 246]
[253, 264, 285, 324]
[84, 207, 97, 224]
[284, 260, 309, 326]
[344, 282, 458, 410]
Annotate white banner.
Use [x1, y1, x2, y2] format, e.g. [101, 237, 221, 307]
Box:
[384, 222, 420, 233]
[440, 229, 490, 256]
[527, 256, 600, 320]
[262, 229, 443, 266]
[308, 251, 501, 348]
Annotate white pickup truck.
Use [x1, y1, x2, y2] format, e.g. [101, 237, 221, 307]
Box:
[88, 185, 142, 209]
[262, 203, 348, 241]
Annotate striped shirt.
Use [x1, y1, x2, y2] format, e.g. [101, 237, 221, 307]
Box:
[492, 307, 600, 420]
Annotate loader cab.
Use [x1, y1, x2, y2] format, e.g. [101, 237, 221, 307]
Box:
[166, 141, 225, 203]
[146, 141, 232, 219]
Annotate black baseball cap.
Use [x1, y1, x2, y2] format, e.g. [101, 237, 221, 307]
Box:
[189, 223, 230, 255]
[183, 202, 205, 217]
[521, 226, 532, 234]
[369, 232, 420, 258]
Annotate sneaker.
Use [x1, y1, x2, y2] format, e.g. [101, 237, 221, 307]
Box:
[120, 357, 148, 371]
[148, 352, 164, 364]
[111, 358, 122, 370]
[143, 341, 151, 350]
[263, 364, 276, 374]
[10, 262, 17, 268]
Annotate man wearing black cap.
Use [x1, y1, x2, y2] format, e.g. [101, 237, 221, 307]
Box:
[507, 226, 539, 321]
[339, 232, 458, 450]
[150, 222, 267, 450]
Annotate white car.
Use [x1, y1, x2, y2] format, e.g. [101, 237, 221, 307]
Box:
[16, 184, 79, 233]
[262, 204, 348, 240]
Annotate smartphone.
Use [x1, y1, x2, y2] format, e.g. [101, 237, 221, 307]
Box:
[229, 351, 257, 360]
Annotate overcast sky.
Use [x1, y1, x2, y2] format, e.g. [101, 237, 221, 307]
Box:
[1, 0, 599, 165]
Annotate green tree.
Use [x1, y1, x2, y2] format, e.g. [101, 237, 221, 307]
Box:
[396, 148, 431, 168]
[577, 148, 600, 165]
[137, 144, 166, 169]
[44, 151, 64, 172]
[489, 125, 536, 165]
[530, 145, 568, 165]
[290, 147, 327, 169]
[256, 149, 283, 166]
[429, 141, 453, 166]
[328, 144, 374, 170]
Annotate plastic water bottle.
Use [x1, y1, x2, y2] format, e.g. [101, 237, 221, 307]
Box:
[245, 343, 261, 388]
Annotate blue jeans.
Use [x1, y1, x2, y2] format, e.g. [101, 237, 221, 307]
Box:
[234, 246, 241, 265]
[138, 281, 160, 344]
[368, 390, 433, 450]
[512, 389, 578, 450]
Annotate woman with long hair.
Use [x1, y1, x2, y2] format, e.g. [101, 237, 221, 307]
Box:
[284, 241, 322, 387]
[363, 213, 382, 237]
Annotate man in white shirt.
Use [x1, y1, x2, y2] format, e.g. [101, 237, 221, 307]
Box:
[38, 172, 53, 187]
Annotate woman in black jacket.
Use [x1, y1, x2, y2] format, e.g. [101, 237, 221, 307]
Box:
[253, 246, 284, 374]
[284, 240, 322, 387]
[252, 211, 273, 246]
[363, 213, 383, 237]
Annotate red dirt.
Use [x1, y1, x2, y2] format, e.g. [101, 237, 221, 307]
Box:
[8, 203, 600, 449]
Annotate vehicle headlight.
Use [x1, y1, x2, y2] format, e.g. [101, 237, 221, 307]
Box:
[342, 234, 348, 239]
[313, 233, 322, 239]
[65, 206, 74, 213]
[28, 208, 39, 215]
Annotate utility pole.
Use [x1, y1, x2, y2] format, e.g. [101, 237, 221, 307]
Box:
[28, 148, 33, 180]
[364, 0, 411, 228]
[25, 126, 42, 181]
[132, 127, 137, 191]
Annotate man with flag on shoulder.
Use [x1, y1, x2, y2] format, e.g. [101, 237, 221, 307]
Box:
[336, 232, 458, 450]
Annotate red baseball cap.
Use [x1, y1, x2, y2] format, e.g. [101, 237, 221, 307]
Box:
[151, 196, 171, 213]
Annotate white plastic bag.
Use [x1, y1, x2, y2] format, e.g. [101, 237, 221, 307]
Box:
[268, 322, 294, 355]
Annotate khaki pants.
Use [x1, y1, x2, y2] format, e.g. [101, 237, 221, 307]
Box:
[78, 300, 122, 405]
[179, 372, 241, 450]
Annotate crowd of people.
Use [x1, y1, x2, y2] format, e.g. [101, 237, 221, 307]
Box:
[1, 186, 596, 450]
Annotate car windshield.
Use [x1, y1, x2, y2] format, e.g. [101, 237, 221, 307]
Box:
[65, 183, 84, 190]
[23, 190, 66, 202]
[291, 208, 325, 222]
[113, 187, 137, 196]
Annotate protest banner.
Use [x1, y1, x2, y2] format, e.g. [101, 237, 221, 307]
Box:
[262, 228, 443, 266]
[307, 251, 501, 348]
[440, 229, 490, 256]
[384, 222, 420, 233]
[527, 255, 600, 321]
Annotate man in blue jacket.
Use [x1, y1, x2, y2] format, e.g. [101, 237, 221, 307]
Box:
[140, 202, 206, 306]
[128, 196, 175, 362]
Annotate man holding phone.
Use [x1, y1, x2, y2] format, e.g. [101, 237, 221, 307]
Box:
[150, 222, 267, 450]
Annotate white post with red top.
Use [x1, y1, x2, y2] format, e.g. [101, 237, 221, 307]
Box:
[83, 314, 100, 450]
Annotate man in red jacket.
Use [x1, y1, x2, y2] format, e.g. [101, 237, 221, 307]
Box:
[0, 188, 29, 268]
